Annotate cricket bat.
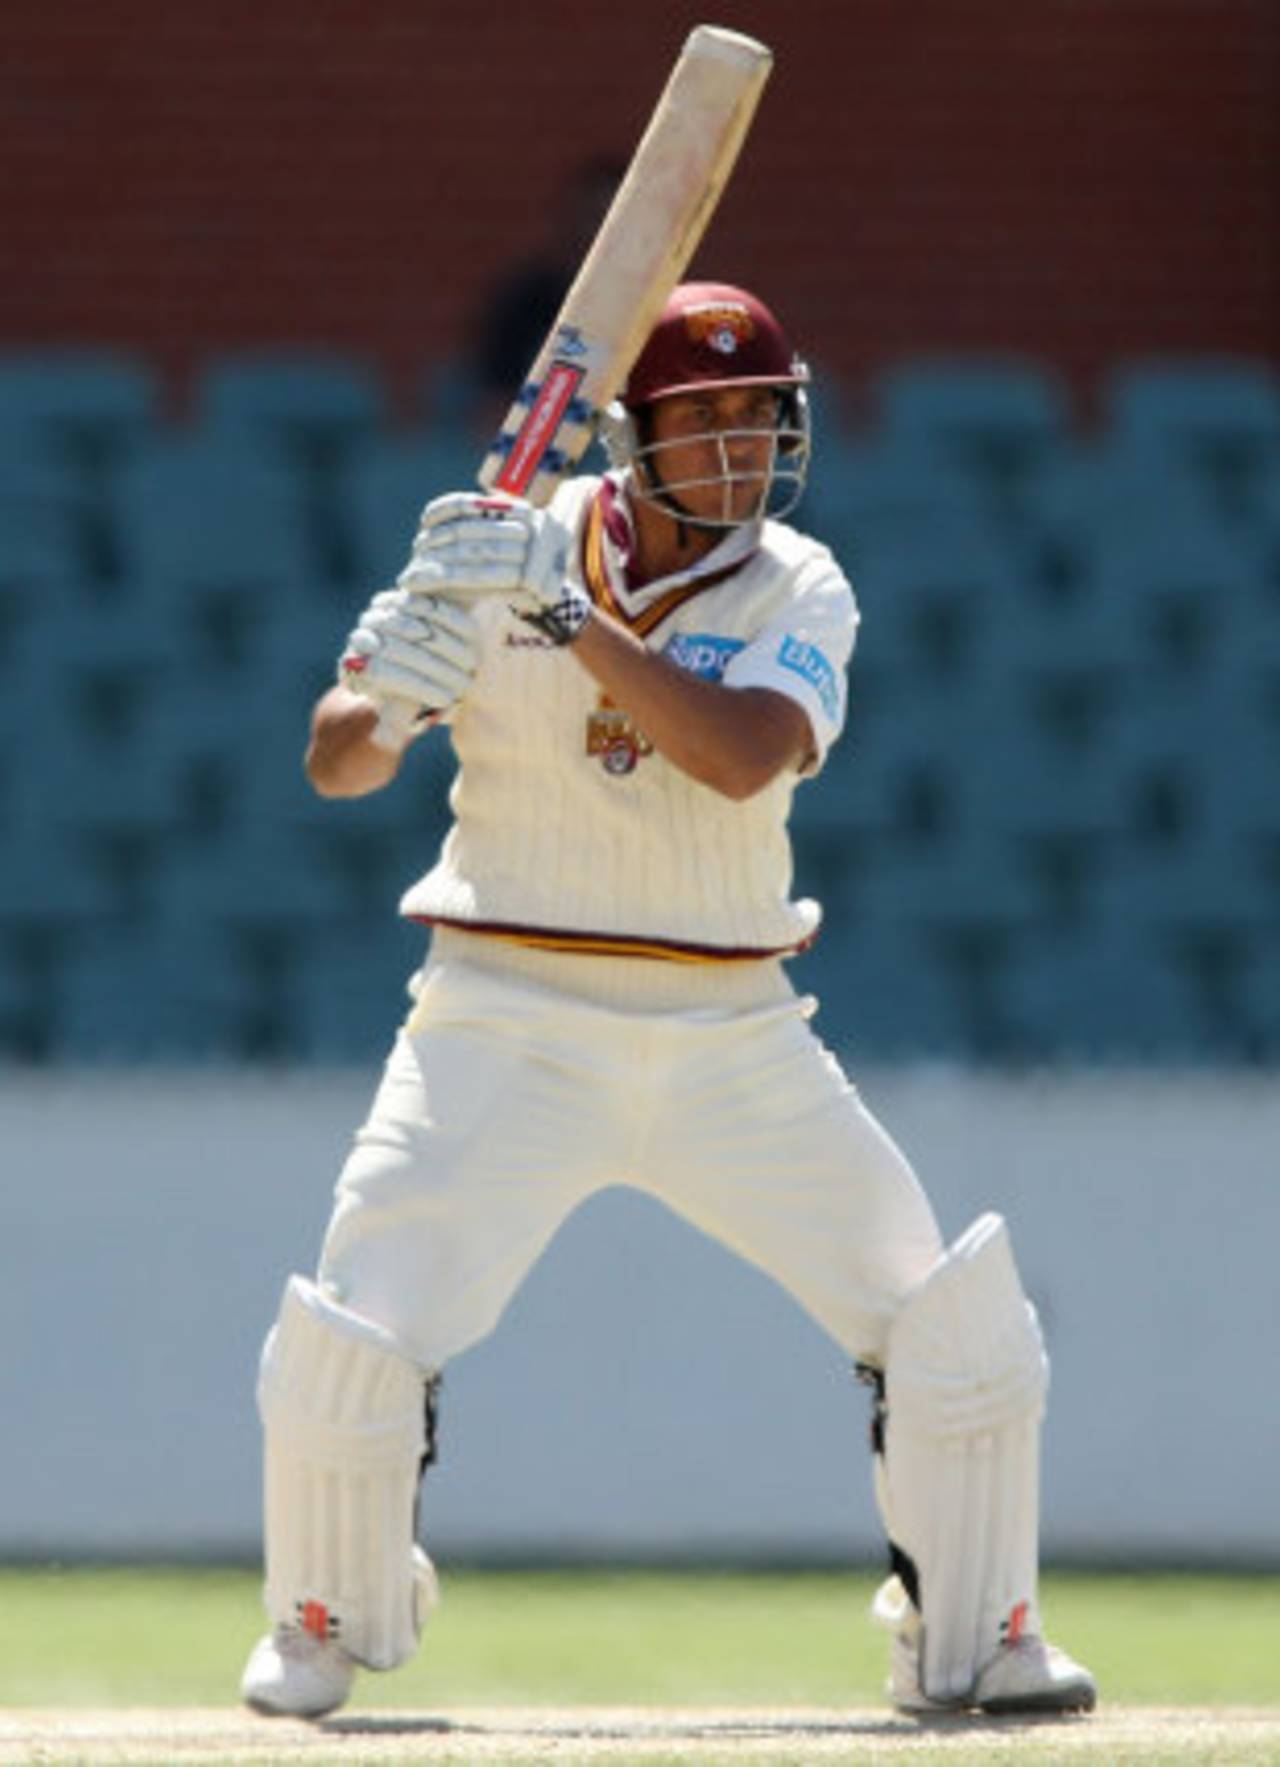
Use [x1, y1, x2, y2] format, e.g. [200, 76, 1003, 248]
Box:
[477, 25, 772, 507]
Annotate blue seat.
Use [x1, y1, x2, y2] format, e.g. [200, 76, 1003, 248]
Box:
[801, 439, 990, 562]
[112, 438, 318, 635]
[1105, 360, 1280, 518]
[0, 445, 93, 591]
[195, 351, 388, 452]
[1006, 918, 1208, 1061]
[790, 919, 965, 1059]
[1109, 676, 1280, 864]
[134, 669, 320, 841]
[1105, 358, 1280, 454]
[0, 350, 160, 459]
[858, 825, 1039, 935]
[1092, 528, 1263, 677]
[980, 522, 1261, 685]
[852, 526, 1025, 681]
[341, 432, 478, 586]
[1238, 939, 1280, 1059]
[153, 828, 351, 928]
[871, 358, 1072, 501]
[292, 918, 426, 1061]
[56, 920, 247, 1062]
[7, 682, 187, 846]
[0, 821, 113, 925]
[1087, 845, 1270, 1060]
[1256, 460, 1280, 530]
[1021, 443, 1222, 558]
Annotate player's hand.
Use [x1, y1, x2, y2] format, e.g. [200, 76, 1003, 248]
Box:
[399, 492, 590, 646]
[338, 589, 480, 750]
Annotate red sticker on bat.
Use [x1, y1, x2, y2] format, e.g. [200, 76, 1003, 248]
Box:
[493, 362, 585, 495]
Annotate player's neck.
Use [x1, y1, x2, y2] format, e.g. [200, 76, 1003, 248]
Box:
[628, 490, 725, 586]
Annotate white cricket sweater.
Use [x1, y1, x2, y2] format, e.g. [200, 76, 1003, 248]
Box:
[400, 476, 858, 961]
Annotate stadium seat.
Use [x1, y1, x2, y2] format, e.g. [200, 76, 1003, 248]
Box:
[1237, 937, 1280, 1059]
[291, 918, 428, 1062]
[0, 445, 95, 592]
[0, 822, 113, 926]
[341, 432, 478, 587]
[1104, 359, 1280, 516]
[110, 437, 324, 660]
[1256, 460, 1280, 532]
[1109, 676, 1280, 862]
[153, 823, 354, 926]
[875, 357, 1071, 441]
[980, 522, 1262, 686]
[1006, 917, 1207, 1061]
[790, 919, 966, 1059]
[1020, 444, 1223, 576]
[1106, 358, 1280, 453]
[850, 526, 1021, 681]
[801, 439, 991, 563]
[195, 351, 387, 453]
[160, 634, 384, 838]
[1097, 525, 1263, 674]
[871, 358, 1072, 511]
[0, 350, 161, 461]
[1094, 849, 1270, 1060]
[56, 919, 247, 1062]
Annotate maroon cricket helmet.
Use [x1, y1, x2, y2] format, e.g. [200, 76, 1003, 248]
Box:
[623, 282, 809, 409]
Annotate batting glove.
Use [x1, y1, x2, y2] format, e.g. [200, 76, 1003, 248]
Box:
[399, 492, 590, 646]
[338, 588, 480, 750]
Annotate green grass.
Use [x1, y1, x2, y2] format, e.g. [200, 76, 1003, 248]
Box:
[0, 1566, 1276, 1710]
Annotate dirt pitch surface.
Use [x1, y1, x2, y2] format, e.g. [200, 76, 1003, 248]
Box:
[4, 1707, 1280, 1766]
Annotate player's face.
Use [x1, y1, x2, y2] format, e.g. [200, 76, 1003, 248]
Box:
[645, 384, 781, 524]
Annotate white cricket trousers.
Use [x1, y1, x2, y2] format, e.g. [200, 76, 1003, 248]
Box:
[317, 936, 943, 1372]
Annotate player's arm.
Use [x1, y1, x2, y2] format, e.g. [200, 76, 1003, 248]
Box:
[403, 493, 843, 800]
[570, 611, 811, 797]
[307, 589, 481, 799]
[305, 686, 404, 798]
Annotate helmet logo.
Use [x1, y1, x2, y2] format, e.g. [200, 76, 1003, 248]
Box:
[684, 301, 755, 356]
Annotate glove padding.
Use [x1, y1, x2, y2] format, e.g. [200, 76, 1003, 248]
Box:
[339, 589, 480, 750]
[399, 493, 589, 645]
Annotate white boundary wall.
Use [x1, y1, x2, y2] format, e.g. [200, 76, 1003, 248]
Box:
[2, 1066, 1276, 1563]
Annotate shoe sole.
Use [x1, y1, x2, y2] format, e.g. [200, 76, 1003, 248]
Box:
[243, 1692, 349, 1720]
[896, 1683, 1098, 1718]
[980, 1683, 1098, 1716]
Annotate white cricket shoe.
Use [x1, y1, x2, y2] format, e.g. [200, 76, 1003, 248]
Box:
[240, 1626, 355, 1719]
[241, 1548, 439, 1719]
[972, 1636, 1098, 1714]
[890, 1630, 1097, 1716]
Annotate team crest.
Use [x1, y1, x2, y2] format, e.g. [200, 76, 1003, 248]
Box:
[586, 696, 653, 775]
[684, 301, 755, 357]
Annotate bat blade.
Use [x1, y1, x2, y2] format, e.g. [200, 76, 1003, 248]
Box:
[478, 26, 772, 507]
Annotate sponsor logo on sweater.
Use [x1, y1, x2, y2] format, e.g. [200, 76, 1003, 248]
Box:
[777, 636, 840, 723]
[662, 633, 745, 680]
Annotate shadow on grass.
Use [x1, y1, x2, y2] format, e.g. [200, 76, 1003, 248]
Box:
[322, 1710, 1096, 1742]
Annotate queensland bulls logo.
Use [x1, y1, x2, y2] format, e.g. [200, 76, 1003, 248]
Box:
[684, 301, 756, 357]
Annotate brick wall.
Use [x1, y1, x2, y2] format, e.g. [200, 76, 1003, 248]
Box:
[4, 0, 1277, 413]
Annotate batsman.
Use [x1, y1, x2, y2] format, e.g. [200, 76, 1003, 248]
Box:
[241, 282, 1097, 1722]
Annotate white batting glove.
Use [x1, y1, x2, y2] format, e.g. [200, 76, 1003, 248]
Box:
[399, 492, 590, 646]
[338, 588, 480, 750]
